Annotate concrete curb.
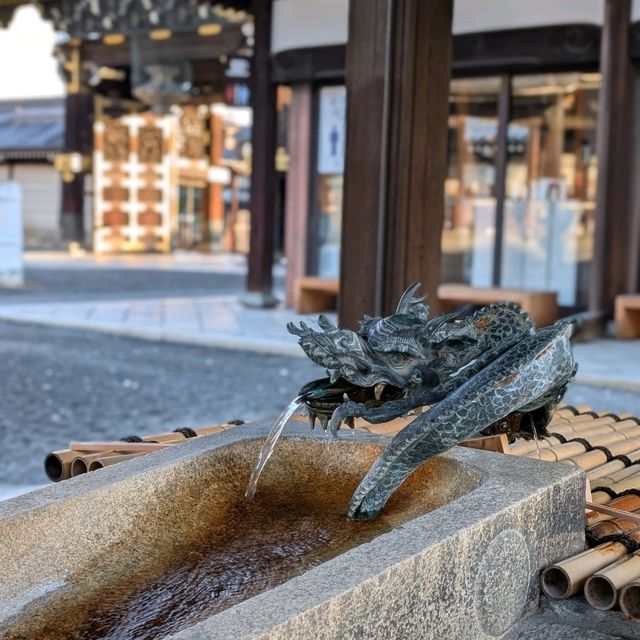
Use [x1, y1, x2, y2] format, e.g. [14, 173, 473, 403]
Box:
[572, 375, 640, 393]
[0, 313, 304, 357]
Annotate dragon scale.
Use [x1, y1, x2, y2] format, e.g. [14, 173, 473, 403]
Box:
[288, 283, 577, 521]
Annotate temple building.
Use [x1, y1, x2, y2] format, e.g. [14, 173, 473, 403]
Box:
[0, 0, 256, 255]
[272, 0, 633, 318]
[0, 0, 637, 321]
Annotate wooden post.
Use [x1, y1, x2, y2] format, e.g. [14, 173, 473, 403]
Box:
[245, 0, 278, 307]
[284, 84, 312, 307]
[207, 112, 225, 247]
[60, 43, 93, 243]
[491, 74, 511, 287]
[629, 67, 640, 292]
[339, 0, 454, 328]
[590, 0, 633, 315]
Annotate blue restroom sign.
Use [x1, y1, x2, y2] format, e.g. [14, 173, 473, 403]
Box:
[317, 86, 346, 175]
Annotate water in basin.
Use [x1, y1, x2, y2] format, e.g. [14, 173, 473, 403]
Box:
[1, 437, 481, 640]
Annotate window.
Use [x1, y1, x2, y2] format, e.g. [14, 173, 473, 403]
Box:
[313, 85, 346, 278]
[442, 72, 600, 309]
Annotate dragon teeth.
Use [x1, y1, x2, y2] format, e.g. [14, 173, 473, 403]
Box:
[374, 383, 386, 401]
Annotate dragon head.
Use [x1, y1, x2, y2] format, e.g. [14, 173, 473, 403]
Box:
[287, 284, 451, 393]
[288, 283, 535, 428]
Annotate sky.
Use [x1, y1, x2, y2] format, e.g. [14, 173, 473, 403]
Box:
[0, 5, 65, 101]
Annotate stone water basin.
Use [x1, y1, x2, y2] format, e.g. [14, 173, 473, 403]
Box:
[0, 423, 584, 640]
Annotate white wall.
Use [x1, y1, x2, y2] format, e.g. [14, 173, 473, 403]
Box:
[272, 0, 349, 53]
[0, 6, 64, 100]
[454, 0, 603, 34]
[271, 0, 605, 54]
[0, 164, 61, 248]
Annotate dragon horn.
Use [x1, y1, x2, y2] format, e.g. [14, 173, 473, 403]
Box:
[317, 315, 337, 331]
[430, 309, 461, 331]
[395, 282, 423, 314]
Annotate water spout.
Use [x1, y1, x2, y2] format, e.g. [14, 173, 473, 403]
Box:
[245, 397, 304, 499]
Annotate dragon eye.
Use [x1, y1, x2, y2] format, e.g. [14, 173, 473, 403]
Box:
[388, 353, 410, 368]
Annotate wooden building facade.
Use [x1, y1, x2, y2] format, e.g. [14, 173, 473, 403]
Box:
[272, 0, 640, 323]
[1, 0, 639, 321]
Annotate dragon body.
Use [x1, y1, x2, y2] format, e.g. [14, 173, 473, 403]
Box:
[288, 283, 576, 521]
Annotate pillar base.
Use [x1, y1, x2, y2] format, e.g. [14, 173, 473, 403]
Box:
[241, 291, 280, 309]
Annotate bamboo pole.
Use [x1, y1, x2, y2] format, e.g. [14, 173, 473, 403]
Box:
[87, 453, 147, 471]
[541, 541, 630, 599]
[44, 450, 84, 482]
[44, 422, 245, 481]
[592, 471, 640, 504]
[68, 441, 174, 453]
[620, 579, 640, 620]
[509, 436, 562, 456]
[585, 553, 640, 610]
[586, 494, 640, 525]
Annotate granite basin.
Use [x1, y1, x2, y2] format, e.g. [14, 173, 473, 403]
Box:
[0, 422, 585, 640]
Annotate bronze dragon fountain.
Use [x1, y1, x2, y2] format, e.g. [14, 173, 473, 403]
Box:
[288, 283, 577, 521]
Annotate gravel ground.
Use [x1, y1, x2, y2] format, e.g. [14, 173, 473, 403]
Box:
[0, 268, 249, 303]
[3, 318, 640, 487]
[1, 321, 321, 486]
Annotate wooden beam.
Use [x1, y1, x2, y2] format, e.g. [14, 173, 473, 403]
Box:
[284, 84, 312, 307]
[340, 0, 453, 328]
[245, 0, 277, 306]
[590, 0, 633, 315]
[60, 49, 94, 244]
[491, 74, 511, 287]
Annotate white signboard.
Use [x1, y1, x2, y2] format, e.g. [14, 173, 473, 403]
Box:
[0, 181, 23, 287]
[317, 85, 346, 175]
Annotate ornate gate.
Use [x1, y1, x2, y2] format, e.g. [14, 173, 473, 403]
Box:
[93, 114, 177, 253]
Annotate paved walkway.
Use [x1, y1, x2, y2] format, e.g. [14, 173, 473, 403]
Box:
[0, 288, 639, 387]
[4, 251, 640, 386]
[0, 294, 314, 356]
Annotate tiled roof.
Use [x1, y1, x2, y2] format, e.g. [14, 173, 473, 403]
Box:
[0, 98, 64, 159]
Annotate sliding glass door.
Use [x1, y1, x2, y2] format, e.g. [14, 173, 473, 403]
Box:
[502, 73, 599, 307]
[442, 72, 600, 309]
[443, 77, 502, 287]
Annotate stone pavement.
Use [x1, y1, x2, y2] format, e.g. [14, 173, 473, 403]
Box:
[3, 250, 640, 385]
[0, 294, 314, 356]
[0, 282, 639, 386]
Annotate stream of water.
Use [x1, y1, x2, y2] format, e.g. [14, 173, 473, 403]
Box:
[245, 396, 304, 499]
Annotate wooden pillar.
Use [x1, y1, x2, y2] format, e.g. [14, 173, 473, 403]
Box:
[284, 84, 312, 307]
[629, 68, 640, 293]
[339, 0, 454, 328]
[245, 0, 278, 306]
[491, 74, 511, 287]
[60, 43, 93, 243]
[590, 0, 633, 314]
[207, 112, 225, 247]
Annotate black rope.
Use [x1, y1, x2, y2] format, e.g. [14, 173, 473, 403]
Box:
[569, 437, 593, 452]
[590, 445, 613, 462]
[588, 533, 640, 553]
[549, 432, 568, 443]
[585, 529, 601, 547]
[620, 488, 640, 499]
[613, 454, 633, 468]
[120, 435, 143, 443]
[592, 486, 618, 499]
[577, 410, 600, 418]
[563, 406, 581, 416]
[173, 427, 198, 438]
